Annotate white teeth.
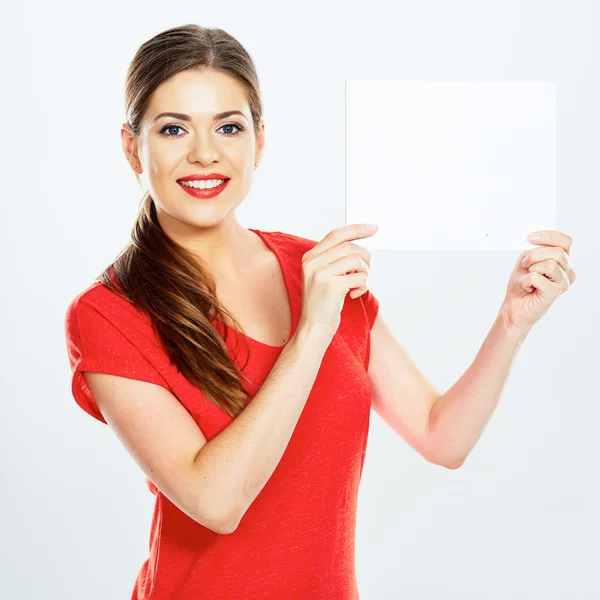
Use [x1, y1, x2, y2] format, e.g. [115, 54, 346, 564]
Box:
[178, 179, 226, 189]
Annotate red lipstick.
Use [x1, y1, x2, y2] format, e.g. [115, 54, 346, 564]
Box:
[177, 173, 230, 199]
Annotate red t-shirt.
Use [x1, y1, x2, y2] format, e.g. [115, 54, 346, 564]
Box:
[64, 228, 379, 600]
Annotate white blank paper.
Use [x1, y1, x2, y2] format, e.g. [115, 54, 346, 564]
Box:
[345, 81, 557, 251]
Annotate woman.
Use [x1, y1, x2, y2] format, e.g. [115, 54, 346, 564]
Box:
[65, 24, 380, 600]
[64, 23, 575, 600]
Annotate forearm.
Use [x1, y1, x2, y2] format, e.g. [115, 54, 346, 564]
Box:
[194, 323, 330, 532]
[427, 310, 528, 467]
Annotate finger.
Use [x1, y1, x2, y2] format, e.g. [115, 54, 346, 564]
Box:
[308, 224, 378, 260]
[350, 285, 369, 299]
[521, 246, 571, 272]
[347, 242, 371, 269]
[527, 230, 573, 255]
[527, 259, 571, 289]
[520, 270, 554, 294]
[311, 240, 371, 274]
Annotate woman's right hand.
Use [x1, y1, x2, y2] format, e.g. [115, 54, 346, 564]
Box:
[297, 223, 378, 343]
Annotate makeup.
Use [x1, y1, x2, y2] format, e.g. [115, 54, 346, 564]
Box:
[176, 173, 230, 199]
[177, 179, 230, 199]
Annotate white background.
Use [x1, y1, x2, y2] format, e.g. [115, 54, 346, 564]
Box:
[1, 1, 598, 599]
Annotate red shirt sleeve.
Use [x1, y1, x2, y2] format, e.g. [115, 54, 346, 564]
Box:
[64, 297, 170, 424]
[361, 288, 380, 331]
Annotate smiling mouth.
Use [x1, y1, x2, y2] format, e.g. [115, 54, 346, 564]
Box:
[177, 178, 230, 189]
[176, 178, 231, 198]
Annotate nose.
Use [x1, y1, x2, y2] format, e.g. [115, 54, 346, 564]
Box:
[186, 130, 220, 165]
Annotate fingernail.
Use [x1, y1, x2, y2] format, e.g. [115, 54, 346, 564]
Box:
[528, 233, 541, 241]
[365, 224, 378, 231]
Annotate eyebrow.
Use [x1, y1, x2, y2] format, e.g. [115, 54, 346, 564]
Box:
[152, 110, 248, 124]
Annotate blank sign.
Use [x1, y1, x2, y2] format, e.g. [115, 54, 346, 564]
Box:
[345, 81, 556, 251]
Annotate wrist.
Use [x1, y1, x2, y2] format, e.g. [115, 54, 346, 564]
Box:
[497, 307, 531, 343]
[292, 321, 332, 352]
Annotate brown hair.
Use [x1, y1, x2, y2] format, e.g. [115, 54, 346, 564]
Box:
[97, 24, 263, 418]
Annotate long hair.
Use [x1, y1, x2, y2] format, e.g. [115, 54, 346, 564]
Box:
[97, 24, 263, 418]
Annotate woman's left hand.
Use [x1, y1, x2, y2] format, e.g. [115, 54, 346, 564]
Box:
[499, 230, 577, 336]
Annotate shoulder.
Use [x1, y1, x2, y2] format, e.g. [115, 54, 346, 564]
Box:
[64, 277, 173, 378]
[63, 281, 173, 424]
[64, 279, 155, 343]
[261, 229, 319, 255]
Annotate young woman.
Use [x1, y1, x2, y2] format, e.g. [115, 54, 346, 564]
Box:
[65, 23, 379, 600]
[64, 23, 575, 600]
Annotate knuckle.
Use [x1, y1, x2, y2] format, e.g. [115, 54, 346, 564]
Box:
[315, 269, 328, 286]
[553, 247, 564, 261]
[361, 257, 370, 273]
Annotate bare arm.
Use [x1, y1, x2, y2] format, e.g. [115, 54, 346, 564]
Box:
[368, 310, 526, 469]
[192, 323, 330, 532]
[427, 311, 526, 467]
[84, 323, 330, 535]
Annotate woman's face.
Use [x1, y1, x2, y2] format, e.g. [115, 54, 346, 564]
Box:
[123, 68, 264, 232]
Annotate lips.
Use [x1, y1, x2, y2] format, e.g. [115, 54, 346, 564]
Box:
[177, 173, 230, 181]
[177, 177, 230, 199]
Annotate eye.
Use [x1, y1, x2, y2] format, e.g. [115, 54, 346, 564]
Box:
[158, 124, 186, 137]
[158, 123, 245, 138]
[218, 123, 245, 136]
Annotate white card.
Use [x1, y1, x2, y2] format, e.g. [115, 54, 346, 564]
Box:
[345, 81, 557, 251]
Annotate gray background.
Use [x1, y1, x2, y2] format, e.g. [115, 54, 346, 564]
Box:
[1, 0, 598, 598]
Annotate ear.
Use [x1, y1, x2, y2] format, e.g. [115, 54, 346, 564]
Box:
[121, 122, 141, 174]
[254, 119, 265, 168]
